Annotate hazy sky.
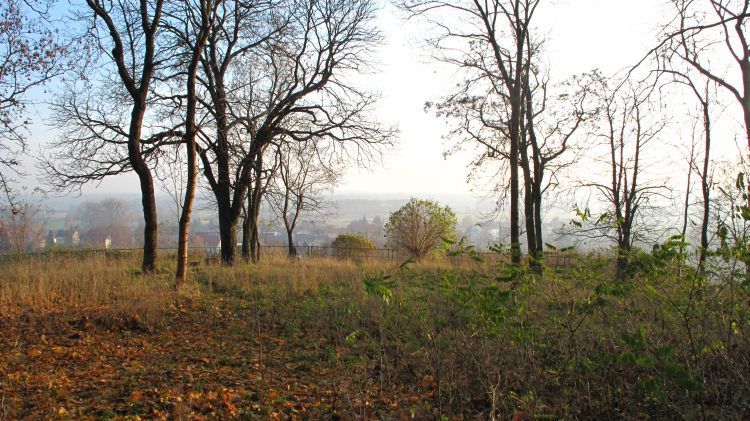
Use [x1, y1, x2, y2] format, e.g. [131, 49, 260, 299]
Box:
[337, 0, 665, 195]
[27, 0, 666, 197]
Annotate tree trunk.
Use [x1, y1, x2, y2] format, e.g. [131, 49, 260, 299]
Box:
[287, 229, 296, 257]
[218, 198, 236, 265]
[175, 3, 211, 287]
[519, 139, 537, 253]
[243, 154, 264, 263]
[742, 59, 750, 156]
[699, 95, 712, 269]
[533, 186, 543, 254]
[249, 187, 262, 263]
[616, 225, 632, 281]
[128, 103, 159, 274]
[681, 141, 695, 265]
[214, 101, 237, 264]
[509, 89, 522, 265]
[175, 140, 197, 285]
[242, 204, 251, 261]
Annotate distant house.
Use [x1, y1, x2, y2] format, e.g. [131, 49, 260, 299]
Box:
[48, 228, 80, 247]
[295, 231, 335, 247]
[261, 231, 280, 244]
[193, 232, 221, 254]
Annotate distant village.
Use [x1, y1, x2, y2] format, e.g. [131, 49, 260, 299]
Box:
[0, 194, 577, 255]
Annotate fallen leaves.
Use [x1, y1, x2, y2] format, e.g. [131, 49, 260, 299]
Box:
[0, 293, 437, 420]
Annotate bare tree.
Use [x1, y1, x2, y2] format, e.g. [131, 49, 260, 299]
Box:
[653, 29, 722, 268]
[0, 0, 65, 202]
[679, 79, 716, 268]
[163, 0, 216, 286]
[43, 0, 172, 273]
[198, 0, 392, 264]
[267, 140, 340, 257]
[0, 191, 46, 254]
[573, 76, 669, 280]
[657, 0, 750, 156]
[193, 0, 283, 265]
[401, 0, 593, 265]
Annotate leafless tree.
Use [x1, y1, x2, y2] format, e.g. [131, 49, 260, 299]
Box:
[267, 140, 340, 257]
[0, 0, 65, 203]
[673, 79, 717, 268]
[655, 0, 750, 157]
[401, 0, 593, 266]
[192, 0, 284, 265]
[0, 191, 46, 254]
[42, 0, 174, 273]
[433, 68, 593, 263]
[573, 75, 669, 280]
[162, 0, 216, 286]
[197, 0, 393, 264]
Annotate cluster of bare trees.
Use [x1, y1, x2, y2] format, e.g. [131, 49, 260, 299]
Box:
[35, 0, 391, 285]
[402, 0, 592, 268]
[402, 0, 750, 278]
[5, 0, 750, 281]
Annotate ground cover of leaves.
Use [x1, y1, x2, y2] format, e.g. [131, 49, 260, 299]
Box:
[0, 294, 438, 420]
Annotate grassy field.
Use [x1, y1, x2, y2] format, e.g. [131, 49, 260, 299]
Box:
[0, 250, 748, 419]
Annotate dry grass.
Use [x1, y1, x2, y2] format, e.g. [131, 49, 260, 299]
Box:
[0, 250, 456, 327]
[2, 250, 747, 418]
[0, 252, 177, 328]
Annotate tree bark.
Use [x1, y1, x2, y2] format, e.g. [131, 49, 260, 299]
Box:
[519, 144, 538, 259]
[249, 152, 263, 263]
[699, 93, 712, 269]
[287, 229, 296, 257]
[175, 0, 212, 286]
[241, 197, 251, 262]
[128, 103, 159, 274]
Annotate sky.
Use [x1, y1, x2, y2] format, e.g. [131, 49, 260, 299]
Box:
[336, 0, 666, 195]
[25, 0, 668, 197]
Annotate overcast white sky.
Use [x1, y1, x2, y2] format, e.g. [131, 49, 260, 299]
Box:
[27, 0, 667, 196]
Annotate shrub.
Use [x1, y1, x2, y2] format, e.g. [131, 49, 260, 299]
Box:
[331, 233, 376, 260]
[384, 198, 457, 260]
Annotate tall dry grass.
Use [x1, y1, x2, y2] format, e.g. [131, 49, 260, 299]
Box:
[0, 252, 177, 327]
[0, 251, 455, 327]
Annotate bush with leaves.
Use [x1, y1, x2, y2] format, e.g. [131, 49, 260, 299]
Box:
[384, 198, 457, 260]
[331, 233, 376, 259]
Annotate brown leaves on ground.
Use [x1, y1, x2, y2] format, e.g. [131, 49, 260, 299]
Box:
[0, 296, 439, 420]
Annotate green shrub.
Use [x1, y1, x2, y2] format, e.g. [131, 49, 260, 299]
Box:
[331, 234, 376, 260]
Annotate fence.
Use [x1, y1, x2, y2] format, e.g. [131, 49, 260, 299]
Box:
[254, 245, 576, 267]
[0, 244, 579, 268]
